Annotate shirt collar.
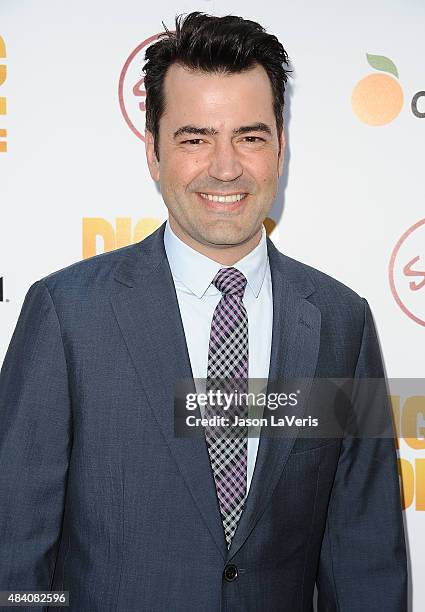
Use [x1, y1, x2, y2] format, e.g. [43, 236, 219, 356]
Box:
[163, 219, 268, 299]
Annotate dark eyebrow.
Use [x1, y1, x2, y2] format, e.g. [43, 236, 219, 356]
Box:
[232, 122, 272, 136]
[173, 125, 218, 139]
[173, 122, 272, 140]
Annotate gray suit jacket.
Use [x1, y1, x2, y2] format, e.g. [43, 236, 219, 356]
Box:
[0, 222, 407, 611]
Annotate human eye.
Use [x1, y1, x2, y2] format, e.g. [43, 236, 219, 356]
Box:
[242, 136, 266, 143]
[181, 138, 204, 145]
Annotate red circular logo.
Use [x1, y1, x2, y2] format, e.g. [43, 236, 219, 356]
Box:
[389, 218, 425, 327]
[118, 33, 162, 142]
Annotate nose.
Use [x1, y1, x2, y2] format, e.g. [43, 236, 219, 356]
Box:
[208, 140, 243, 182]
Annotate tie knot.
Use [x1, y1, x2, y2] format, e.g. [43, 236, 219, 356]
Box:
[212, 267, 247, 297]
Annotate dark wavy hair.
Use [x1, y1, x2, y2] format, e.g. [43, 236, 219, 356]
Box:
[143, 12, 290, 159]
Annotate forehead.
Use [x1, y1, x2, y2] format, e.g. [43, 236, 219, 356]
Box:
[161, 63, 275, 131]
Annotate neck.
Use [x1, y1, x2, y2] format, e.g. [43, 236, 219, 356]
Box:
[168, 219, 262, 265]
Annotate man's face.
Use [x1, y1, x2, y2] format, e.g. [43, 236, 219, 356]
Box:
[145, 62, 285, 256]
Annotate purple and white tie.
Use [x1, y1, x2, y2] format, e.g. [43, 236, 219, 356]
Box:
[204, 267, 249, 548]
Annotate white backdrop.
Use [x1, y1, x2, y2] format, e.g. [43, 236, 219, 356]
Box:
[1, 1, 424, 609]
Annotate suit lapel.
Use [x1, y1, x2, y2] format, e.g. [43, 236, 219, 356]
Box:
[110, 225, 227, 559]
[110, 223, 321, 563]
[225, 240, 321, 560]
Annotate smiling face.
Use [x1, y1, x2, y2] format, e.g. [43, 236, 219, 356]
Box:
[145, 62, 285, 264]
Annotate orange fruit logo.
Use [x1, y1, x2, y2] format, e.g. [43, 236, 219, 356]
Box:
[352, 54, 404, 125]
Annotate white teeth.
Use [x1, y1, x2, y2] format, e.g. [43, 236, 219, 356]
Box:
[199, 193, 246, 203]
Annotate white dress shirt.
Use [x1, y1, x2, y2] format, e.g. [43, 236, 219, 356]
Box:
[163, 219, 273, 494]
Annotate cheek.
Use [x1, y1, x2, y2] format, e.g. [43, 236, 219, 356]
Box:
[162, 155, 205, 189]
[244, 151, 279, 184]
[249, 165, 278, 189]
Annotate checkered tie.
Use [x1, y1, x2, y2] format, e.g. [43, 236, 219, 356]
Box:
[204, 267, 249, 548]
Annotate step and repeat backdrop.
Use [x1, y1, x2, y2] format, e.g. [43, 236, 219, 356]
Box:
[1, 0, 424, 608]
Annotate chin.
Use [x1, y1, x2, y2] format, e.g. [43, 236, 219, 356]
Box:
[199, 226, 252, 247]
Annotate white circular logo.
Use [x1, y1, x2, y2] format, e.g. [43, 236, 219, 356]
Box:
[389, 218, 425, 327]
[118, 34, 161, 141]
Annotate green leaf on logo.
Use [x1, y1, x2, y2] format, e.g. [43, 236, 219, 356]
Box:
[366, 54, 399, 79]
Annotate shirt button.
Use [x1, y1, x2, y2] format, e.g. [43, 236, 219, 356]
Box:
[223, 564, 238, 582]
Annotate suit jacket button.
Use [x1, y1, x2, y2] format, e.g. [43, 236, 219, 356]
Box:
[223, 564, 238, 582]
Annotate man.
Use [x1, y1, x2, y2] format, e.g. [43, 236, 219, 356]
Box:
[0, 12, 407, 612]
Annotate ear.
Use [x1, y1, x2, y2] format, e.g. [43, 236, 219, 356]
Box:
[277, 127, 285, 177]
[145, 130, 160, 182]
